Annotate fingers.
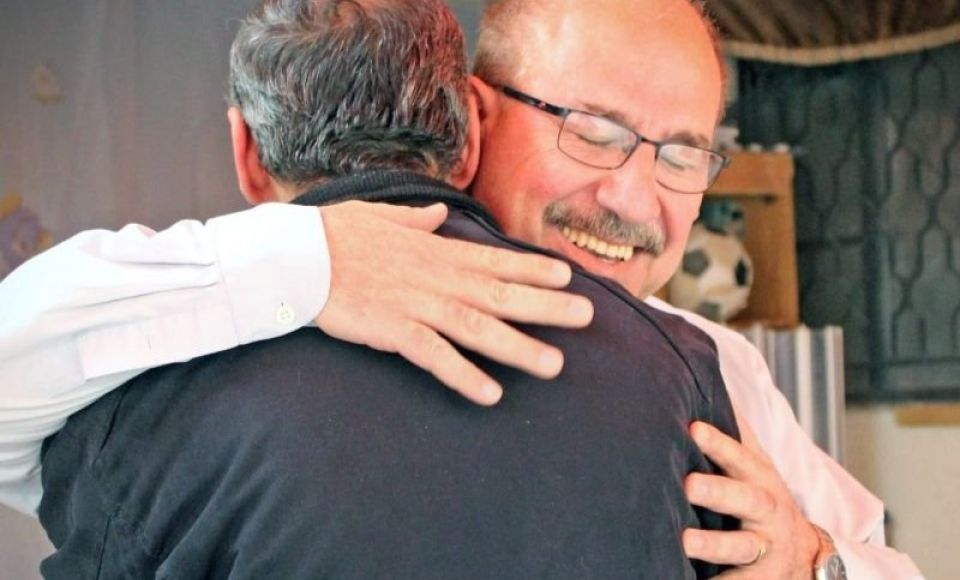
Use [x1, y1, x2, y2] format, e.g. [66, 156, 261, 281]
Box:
[683, 528, 767, 567]
[318, 200, 595, 405]
[488, 285, 593, 328]
[358, 202, 577, 291]
[690, 421, 763, 481]
[685, 472, 776, 522]
[320, 297, 506, 406]
[436, 237, 575, 289]
[359, 201, 449, 232]
[435, 269, 593, 329]
[416, 296, 565, 380]
[391, 321, 504, 406]
[687, 419, 822, 577]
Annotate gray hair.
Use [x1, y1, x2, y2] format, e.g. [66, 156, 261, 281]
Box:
[228, 0, 469, 186]
[473, 0, 728, 92]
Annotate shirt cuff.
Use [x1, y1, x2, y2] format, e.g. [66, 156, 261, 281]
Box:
[207, 203, 330, 344]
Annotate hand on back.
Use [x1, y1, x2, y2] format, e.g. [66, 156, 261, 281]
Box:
[316, 201, 594, 405]
[683, 420, 821, 579]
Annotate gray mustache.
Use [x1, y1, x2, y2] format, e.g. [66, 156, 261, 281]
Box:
[544, 202, 665, 256]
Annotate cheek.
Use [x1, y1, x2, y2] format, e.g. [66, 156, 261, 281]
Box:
[506, 182, 549, 243]
[646, 195, 702, 291]
[501, 161, 570, 238]
[663, 195, 702, 250]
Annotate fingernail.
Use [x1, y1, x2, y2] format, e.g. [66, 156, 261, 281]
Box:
[689, 480, 709, 500]
[685, 531, 704, 551]
[553, 262, 573, 283]
[569, 297, 594, 323]
[691, 421, 710, 441]
[482, 381, 503, 405]
[539, 349, 564, 377]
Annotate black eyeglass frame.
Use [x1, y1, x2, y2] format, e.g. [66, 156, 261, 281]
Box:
[499, 85, 730, 193]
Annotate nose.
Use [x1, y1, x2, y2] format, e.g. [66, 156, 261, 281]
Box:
[594, 143, 662, 225]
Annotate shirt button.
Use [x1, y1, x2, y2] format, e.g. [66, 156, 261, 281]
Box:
[275, 304, 296, 325]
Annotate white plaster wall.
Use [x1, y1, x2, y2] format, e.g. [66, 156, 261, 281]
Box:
[845, 405, 960, 580]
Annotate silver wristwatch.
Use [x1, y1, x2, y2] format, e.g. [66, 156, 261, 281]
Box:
[813, 525, 847, 580]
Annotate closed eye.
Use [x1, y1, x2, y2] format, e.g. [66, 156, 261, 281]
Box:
[574, 132, 618, 147]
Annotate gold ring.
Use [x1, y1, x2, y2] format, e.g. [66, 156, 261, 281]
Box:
[746, 542, 767, 566]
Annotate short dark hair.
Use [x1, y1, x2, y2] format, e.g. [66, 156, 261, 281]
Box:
[228, 0, 469, 186]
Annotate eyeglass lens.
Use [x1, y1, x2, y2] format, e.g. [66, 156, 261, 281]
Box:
[558, 110, 720, 192]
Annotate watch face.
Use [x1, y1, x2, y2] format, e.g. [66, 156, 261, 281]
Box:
[817, 554, 847, 580]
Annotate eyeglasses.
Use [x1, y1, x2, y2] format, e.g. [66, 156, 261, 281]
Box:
[499, 85, 729, 194]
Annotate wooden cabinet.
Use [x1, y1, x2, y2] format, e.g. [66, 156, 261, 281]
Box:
[706, 152, 799, 328]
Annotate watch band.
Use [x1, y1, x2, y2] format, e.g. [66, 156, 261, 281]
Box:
[812, 524, 847, 580]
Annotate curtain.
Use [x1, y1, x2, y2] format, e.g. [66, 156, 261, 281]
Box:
[710, 0, 960, 65]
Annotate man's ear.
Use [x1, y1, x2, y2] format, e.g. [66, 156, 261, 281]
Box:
[468, 75, 501, 133]
[227, 107, 281, 205]
[449, 76, 501, 190]
[448, 87, 482, 190]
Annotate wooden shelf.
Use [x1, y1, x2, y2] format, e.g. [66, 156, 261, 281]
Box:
[708, 152, 799, 328]
[709, 152, 795, 199]
[659, 152, 800, 327]
[896, 404, 960, 427]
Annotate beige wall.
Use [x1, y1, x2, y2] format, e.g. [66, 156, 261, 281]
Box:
[846, 405, 960, 580]
[0, 506, 50, 580]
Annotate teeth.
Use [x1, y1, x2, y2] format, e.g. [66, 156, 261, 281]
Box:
[577, 231, 589, 248]
[559, 226, 634, 261]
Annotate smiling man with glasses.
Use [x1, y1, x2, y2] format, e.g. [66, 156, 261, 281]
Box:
[465, 1, 913, 577]
[468, 1, 727, 303]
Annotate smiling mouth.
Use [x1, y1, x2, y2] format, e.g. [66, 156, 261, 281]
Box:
[560, 226, 635, 262]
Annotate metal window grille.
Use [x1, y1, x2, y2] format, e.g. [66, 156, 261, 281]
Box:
[736, 43, 960, 401]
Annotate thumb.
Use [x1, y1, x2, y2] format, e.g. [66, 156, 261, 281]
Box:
[365, 202, 449, 232]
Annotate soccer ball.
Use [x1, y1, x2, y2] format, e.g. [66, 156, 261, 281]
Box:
[667, 223, 753, 323]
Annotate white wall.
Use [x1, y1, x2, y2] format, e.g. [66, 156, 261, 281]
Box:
[845, 405, 960, 580]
